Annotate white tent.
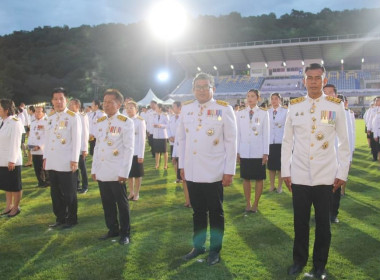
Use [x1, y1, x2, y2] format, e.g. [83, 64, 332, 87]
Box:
[137, 89, 164, 106]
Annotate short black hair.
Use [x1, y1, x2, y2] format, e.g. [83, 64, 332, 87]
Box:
[173, 101, 181, 108]
[51, 87, 67, 99]
[103, 89, 124, 104]
[247, 89, 260, 99]
[324, 84, 337, 94]
[304, 63, 326, 75]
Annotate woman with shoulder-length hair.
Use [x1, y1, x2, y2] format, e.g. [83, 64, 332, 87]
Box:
[236, 89, 269, 213]
[0, 99, 25, 217]
[267, 92, 287, 193]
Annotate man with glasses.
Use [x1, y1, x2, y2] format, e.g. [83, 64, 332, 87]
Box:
[177, 72, 237, 265]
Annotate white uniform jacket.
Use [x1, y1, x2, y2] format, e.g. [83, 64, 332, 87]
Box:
[269, 106, 287, 144]
[131, 115, 146, 158]
[350, 110, 355, 152]
[43, 108, 82, 172]
[168, 114, 180, 145]
[281, 94, 350, 185]
[28, 117, 48, 156]
[372, 110, 380, 139]
[344, 109, 354, 161]
[91, 112, 134, 181]
[79, 112, 89, 153]
[0, 116, 24, 166]
[89, 109, 106, 137]
[236, 106, 269, 158]
[146, 110, 156, 134]
[177, 99, 237, 183]
[153, 113, 169, 139]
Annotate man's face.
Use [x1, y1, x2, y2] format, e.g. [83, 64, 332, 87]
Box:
[91, 101, 98, 112]
[172, 104, 180, 114]
[303, 69, 327, 97]
[323, 86, 337, 97]
[246, 91, 258, 106]
[376, 98, 380, 106]
[68, 101, 79, 113]
[270, 95, 280, 107]
[103, 95, 121, 116]
[193, 79, 214, 104]
[51, 93, 67, 112]
[150, 102, 157, 110]
[35, 107, 44, 119]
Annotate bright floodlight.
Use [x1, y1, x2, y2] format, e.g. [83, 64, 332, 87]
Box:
[157, 71, 169, 82]
[148, 0, 187, 42]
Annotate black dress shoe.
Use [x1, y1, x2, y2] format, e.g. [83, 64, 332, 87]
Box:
[182, 248, 206, 261]
[79, 188, 88, 194]
[7, 208, 21, 218]
[314, 268, 327, 279]
[287, 263, 304, 275]
[99, 232, 119, 240]
[207, 251, 220, 266]
[119, 236, 130, 245]
[61, 223, 77, 229]
[49, 222, 65, 228]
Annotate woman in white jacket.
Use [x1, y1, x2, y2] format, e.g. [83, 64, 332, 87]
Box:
[236, 89, 269, 213]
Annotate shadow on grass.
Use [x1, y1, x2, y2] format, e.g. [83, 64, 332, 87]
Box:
[230, 211, 294, 279]
[331, 221, 380, 279]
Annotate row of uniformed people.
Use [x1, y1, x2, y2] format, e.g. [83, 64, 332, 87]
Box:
[364, 97, 380, 162]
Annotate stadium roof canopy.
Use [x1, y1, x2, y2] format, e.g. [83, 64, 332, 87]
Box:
[172, 33, 380, 74]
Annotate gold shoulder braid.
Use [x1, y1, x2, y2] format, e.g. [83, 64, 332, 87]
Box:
[216, 100, 228, 107]
[326, 96, 342, 104]
[290, 97, 305, 105]
[259, 107, 268, 111]
[12, 117, 19, 121]
[48, 111, 56, 117]
[66, 109, 75, 117]
[183, 100, 194, 105]
[97, 116, 107, 123]
[137, 116, 144, 120]
[117, 115, 127, 122]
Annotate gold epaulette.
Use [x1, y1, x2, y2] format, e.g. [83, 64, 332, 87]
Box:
[48, 111, 56, 117]
[326, 96, 342, 104]
[183, 100, 194, 105]
[97, 116, 107, 123]
[66, 109, 75, 117]
[350, 109, 354, 113]
[117, 115, 127, 122]
[259, 107, 268, 111]
[282, 105, 288, 109]
[216, 100, 228, 107]
[12, 117, 19, 121]
[290, 97, 305, 105]
[137, 116, 144, 121]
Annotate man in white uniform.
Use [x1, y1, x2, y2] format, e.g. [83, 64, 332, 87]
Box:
[282, 64, 350, 279]
[177, 73, 237, 265]
[43, 87, 81, 229]
[91, 89, 134, 245]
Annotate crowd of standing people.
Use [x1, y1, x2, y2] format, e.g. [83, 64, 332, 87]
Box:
[0, 62, 364, 278]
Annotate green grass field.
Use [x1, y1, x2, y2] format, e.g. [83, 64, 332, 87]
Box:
[1, 119, 379, 280]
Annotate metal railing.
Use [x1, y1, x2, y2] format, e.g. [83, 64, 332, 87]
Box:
[173, 33, 380, 53]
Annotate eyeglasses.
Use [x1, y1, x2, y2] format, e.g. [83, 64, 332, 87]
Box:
[194, 85, 212, 91]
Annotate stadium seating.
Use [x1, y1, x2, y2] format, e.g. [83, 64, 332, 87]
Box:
[171, 70, 380, 96]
